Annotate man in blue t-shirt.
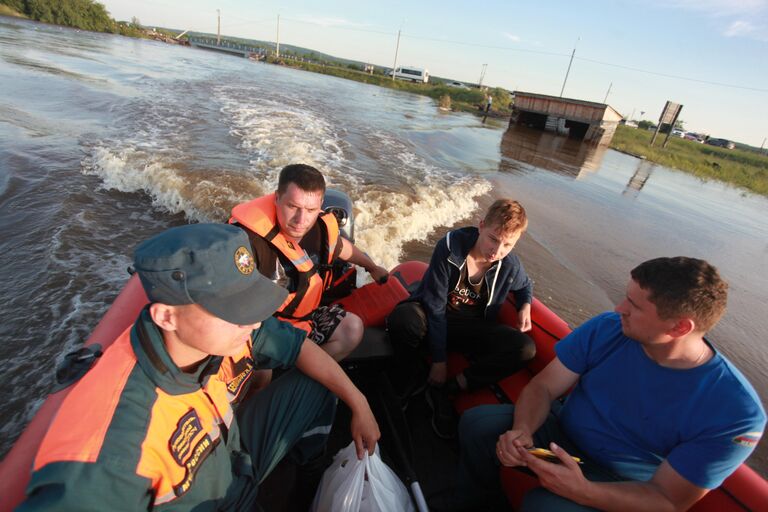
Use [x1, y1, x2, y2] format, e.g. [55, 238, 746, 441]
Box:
[456, 257, 766, 511]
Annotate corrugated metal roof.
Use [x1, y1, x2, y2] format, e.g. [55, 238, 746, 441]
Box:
[513, 91, 623, 121]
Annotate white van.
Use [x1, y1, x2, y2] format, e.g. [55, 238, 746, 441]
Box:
[388, 66, 429, 83]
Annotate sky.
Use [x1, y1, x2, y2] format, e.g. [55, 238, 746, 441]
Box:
[100, 0, 768, 147]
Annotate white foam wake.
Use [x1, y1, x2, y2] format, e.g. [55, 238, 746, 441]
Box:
[347, 131, 492, 279]
[83, 146, 215, 222]
[84, 82, 493, 280]
[216, 85, 348, 189]
[354, 180, 492, 274]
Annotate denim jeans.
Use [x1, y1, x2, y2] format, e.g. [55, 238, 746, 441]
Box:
[456, 403, 625, 511]
[387, 301, 536, 390]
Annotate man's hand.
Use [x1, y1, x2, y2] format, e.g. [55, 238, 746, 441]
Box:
[349, 396, 381, 459]
[338, 238, 388, 284]
[518, 303, 532, 332]
[249, 369, 272, 392]
[496, 429, 534, 467]
[516, 442, 591, 503]
[367, 265, 389, 284]
[428, 362, 447, 386]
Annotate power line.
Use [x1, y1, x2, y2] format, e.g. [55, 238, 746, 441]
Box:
[402, 33, 569, 58]
[405, 32, 766, 92]
[222, 18, 274, 29]
[186, 15, 767, 93]
[574, 56, 768, 92]
[280, 17, 393, 37]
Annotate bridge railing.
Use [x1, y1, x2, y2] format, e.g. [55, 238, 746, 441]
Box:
[188, 36, 268, 55]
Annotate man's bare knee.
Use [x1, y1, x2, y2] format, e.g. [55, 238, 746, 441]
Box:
[324, 313, 363, 360]
[342, 313, 364, 346]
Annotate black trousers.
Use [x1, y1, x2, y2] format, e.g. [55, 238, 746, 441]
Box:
[386, 301, 536, 390]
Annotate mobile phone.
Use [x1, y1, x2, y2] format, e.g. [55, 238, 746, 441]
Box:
[527, 447, 583, 464]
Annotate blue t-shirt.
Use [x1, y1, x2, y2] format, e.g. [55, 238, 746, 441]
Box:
[556, 312, 765, 489]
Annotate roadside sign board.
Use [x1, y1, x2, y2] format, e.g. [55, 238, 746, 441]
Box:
[660, 101, 683, 125]
[650, 101, 684, 147]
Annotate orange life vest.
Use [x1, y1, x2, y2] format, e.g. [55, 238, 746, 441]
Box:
[229, 193, 340, 333]
[31, 320, 253, 509]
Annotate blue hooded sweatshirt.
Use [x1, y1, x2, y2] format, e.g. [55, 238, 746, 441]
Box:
[407, 226, 532, 362]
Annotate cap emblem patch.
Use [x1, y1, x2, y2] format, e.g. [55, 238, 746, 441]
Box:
[234, 246, 255, 275]
[732, 432, 762, 448]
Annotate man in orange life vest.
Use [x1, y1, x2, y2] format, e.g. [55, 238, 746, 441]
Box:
[19, 223, 380, 511]
[230, 164, 389, 361]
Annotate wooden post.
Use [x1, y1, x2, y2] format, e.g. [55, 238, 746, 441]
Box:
[662, 106, 682, 148]
[650, 122, 662, 146]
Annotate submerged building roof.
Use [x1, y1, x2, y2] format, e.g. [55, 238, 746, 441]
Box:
[509, 91, 623, 144]
[513, 91, 624, 122]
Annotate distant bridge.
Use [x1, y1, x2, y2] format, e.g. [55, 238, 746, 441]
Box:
[188, 36, 267, 58]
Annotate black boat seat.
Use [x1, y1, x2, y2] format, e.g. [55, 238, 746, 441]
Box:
[341, 327, 394, 371]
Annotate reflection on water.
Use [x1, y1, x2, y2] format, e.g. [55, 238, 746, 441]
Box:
[623, 160, 655, 196]
[500, 124, 657, 197]
[499, 125, 608, 179]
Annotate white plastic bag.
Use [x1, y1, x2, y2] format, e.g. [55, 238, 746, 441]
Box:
[310, 441, 415, 512]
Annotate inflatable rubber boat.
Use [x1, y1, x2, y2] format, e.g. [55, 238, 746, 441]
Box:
[1, 195, 765, 511]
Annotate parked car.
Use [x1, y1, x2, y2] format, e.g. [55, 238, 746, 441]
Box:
[671, 129, 686, 137]
[705, 138, 736, 149]
[446, 81, 469, 89]
[684, 133, 705, 143]
[387, 66, 429, 83]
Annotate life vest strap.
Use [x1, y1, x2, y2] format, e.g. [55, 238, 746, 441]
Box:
[275, 310, 314, 322]
[263, 224, 281, 243]
[281, 265, 318, 316]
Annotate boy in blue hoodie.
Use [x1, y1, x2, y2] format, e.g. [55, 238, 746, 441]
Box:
[387, 199, 535, 438]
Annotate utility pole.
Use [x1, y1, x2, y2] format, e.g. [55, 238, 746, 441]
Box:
[603, 82, 612, 104]
[392, 29, 401, 81]
[216, 9, 221, 45]
[560, 37, 579, 97]
[761, 137, 766, 155]
[478, 63, 487, 88]
[276, 14, 280, 58]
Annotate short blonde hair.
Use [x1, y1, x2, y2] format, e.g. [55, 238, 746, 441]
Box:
[484, 199, 528, 236]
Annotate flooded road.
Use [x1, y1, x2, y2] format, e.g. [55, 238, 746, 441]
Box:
[1, 17, 766, 476]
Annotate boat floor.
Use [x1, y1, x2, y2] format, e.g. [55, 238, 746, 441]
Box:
[258, 371, 461, 511]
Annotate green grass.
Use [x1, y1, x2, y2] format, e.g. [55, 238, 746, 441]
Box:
[610, 126, 768, 196]
[268, 56, 510, 114]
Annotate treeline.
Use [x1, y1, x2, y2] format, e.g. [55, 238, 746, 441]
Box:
[0, 0, 143, 36]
